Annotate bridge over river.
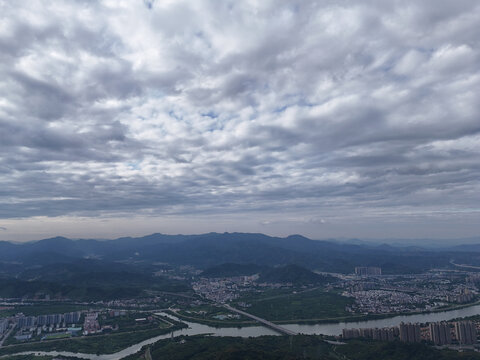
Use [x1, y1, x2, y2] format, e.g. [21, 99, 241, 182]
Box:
[223, 304, 298, 336]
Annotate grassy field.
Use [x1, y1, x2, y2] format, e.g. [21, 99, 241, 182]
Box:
[0, 306, 17, 317]
[98, 311, 170, 333]
[1, 303, 96, 317]
[169, 305, 256, 327]
[233, 288, 354, 321]
[43, 333, 72, 340]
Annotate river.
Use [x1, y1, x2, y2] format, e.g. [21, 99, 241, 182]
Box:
[6, 304, 480, 360]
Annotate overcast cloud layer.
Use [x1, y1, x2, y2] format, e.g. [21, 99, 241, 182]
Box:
[1, 0, 479, 241]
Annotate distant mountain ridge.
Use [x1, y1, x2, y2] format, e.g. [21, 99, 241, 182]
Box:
[1, 232, 480, 274]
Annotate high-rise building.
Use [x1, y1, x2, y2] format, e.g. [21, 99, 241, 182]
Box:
[0, 318, 8, 334]
[372, 328, 381, 340]
[37, 315, 47, 326]
[399, 322, 421, 343]
[17, 316, 36, 329]
[355, 267, 382, 276]
[429, 322, 451, 345]
[46, 313, 63, 325]
[343, 326, 397, 341]
[359, 328, 372, 338]
[455, 321, 477, 345]
[342, 328, 360, 339]
[64, 312, 80, 324]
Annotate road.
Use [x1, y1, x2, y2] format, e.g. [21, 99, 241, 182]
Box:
[223, 304, 298, 336]
[0, 323, 15, 347]
[253, 287, 321, 302]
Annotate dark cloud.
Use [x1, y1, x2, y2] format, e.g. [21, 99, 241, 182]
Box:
[0, 0, 479, 239]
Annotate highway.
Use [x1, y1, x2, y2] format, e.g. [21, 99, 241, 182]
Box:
[223, 304, 298, 336]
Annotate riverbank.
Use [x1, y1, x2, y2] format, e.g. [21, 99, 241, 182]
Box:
[273, 300, 480, 325]
[4, 302, 480, 359]
[0, 323, 187, 357]
[168, 299, 480, 327]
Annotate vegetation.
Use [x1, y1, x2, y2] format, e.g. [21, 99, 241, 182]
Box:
[0, 356, 59, 360]
[6, 303, 93, 316]
[98, 311, 170, 332]
[338, 340, 480, 360]
[170, 305, 256, 327]
[3, 356, 83, 360]
[233, 288, 354, 321]
[0, 324, 186, 357]
[201, 263, 266, 277]
[0, 264, 190, 301]
[123, 335, 338, 360]
[258, 264, 335, 285]
[4, 232, 480, 275]
[124, 335, 480, 360]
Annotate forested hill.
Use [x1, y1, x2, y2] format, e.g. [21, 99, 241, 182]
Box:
[201, 263, 335, 286]
[258, 264, 334, 285]
[1, 232, 480, 274]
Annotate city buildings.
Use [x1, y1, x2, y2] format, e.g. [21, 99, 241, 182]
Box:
[64, 312, 81, 325]
[343, 320, 477, 346]
[17, 316, 36, 329]
[83, 312, 100, 335]
[355, 267, 382, 276]
[429, 322, 452, 345]
[399, 323, 421, 343]
[17, 312, 81, 328]
[454, 321, 477, 345]
[342, 326, 398, 341]
[0, 318, 8, 334]
[447, 290, 475, 304]
[341, 270, 479, 315]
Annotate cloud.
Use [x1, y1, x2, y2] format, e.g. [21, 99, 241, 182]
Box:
[0, 0, 479, 238]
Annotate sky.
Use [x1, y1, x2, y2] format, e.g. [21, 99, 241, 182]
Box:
[0, 0, 479, 242]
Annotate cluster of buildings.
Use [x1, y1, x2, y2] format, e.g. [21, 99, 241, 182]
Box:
[429, 322, 451, 345]
[345, 289, 433, 314]
[399, 322, 421, 342]
[2, 309, 154, 344]
[454, 321, 477, 345]
[192, 276, 256, 303]
[342, 326, 399, 341]
[355, 267, 382, 276]
[446, 289, 475, 304]
[342, 321, 478, 346]
[11, 312, 82, 342]
[104, 297, 171, 308]
[193, 278, 239, 303]
[83, 312, 100, 335]
[0, 318, 8, 335]
[340, 270, 479, 315]
[16, 312, 81, 329]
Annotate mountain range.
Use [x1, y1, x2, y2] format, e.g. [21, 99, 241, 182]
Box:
[2, 232, 480, 275]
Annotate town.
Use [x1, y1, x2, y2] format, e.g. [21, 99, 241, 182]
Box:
[2, 264, 480, 355]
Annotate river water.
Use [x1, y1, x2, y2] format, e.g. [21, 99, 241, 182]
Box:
[7, 304, 480, 360]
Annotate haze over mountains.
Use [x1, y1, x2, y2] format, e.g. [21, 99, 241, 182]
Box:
[1, 232, 480, 276]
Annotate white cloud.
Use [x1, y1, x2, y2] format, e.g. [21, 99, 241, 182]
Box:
[0, 0, 479, 240]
